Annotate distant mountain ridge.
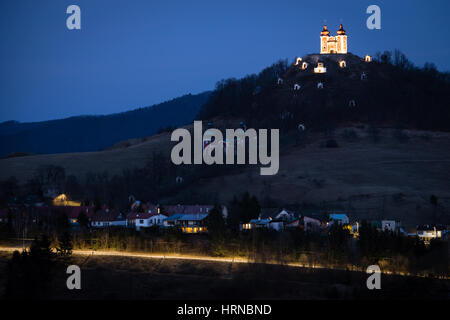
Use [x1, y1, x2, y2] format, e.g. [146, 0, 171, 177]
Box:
[0, 91, 211, 157]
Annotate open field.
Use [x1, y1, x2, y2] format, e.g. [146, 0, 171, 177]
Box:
[1, 126, 450, 226]
[0, 250, 448, 300]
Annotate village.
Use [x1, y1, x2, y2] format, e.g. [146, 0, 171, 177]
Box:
[0, 192, 447, 246]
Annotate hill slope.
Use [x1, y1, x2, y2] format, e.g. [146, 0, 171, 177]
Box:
[1, 53, 449, 226]
[198, 52, 450, 132]
[0, 92, 211, 157]
[0, 125, 449, 227]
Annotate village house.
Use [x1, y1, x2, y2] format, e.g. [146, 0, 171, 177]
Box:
[416, 225, 447, 243]
[302, 215, 324, 232]
[274, 209, 294, 221]
[126, 205, 168, 230]
[285, 215, 325, 232]
[381, 220, 398, 232]
[91, 210, 127, 228]
[328, 213, 349, 225]
[178, 214, 209, 233]
[268, 219, 284, 231]
[65, 206, 95, 226]
[241, 217, 272, 231]
[158, 205, 216, 233]
[163, 213, 184, 228]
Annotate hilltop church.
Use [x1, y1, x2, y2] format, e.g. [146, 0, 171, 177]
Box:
[320, 24, 347, 54]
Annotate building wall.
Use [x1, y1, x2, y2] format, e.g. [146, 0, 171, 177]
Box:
[321, 35, 347, 54]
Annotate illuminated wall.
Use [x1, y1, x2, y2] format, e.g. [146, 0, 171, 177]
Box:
[320, 24, 347, 54]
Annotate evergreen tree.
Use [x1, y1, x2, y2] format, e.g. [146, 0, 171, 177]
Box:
[56, 231, 73, 258]
[205, 204, 225, 236]
[77, 210, 89, 229]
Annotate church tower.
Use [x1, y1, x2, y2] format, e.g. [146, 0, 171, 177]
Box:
[335, 24, 347, 54]
[320, 24, 330, 54]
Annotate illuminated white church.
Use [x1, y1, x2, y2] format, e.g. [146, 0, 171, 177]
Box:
[320, 24, 347, 54]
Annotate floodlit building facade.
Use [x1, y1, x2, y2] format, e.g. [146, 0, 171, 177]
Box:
[320, 24, 347, 54]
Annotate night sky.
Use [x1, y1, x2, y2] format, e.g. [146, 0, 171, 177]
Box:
[1, 0, 449, 122]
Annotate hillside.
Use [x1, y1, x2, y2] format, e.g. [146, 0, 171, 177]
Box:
[0, 124, 449, 227]
[1, 53, 450, 226]
[0, 92, 211, 157]
[198, 52, 450, 133]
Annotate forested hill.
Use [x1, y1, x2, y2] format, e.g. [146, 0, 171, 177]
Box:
[198, 51, 450, 133]
[0, 91, 211, 157]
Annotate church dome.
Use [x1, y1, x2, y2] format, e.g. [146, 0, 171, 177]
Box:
[337, 24, 346, 35]
[321, 25, 330, 36]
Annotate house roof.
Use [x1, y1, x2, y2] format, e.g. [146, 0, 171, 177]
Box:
[329, 213, 348, 220]
[259, 208, 279, 219]
[126, 212, 155, 220]
[164, 213, 185, 221]
[178, 214, 208, 221]
[417, 224, 447, 231]
[250, 218, 271, 225]
[269, 219, 284, 223]
[164, 205, 213, 215]
[301, 215, 323, 223]
[62, 206, 95, 219]
[92, 210, 124, 222]
[307, 213, 327, 222]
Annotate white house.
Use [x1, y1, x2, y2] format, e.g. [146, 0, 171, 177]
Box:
[381, 220, 397, 232]
[134, 212, 167, 230]
[91, 211, 127, 228]
[302, 215, 323, 232]
[126, 205, 167, 230]
[268, 219, 284, 231]
[416, 225, 446, 243]
[275, 209, 293, 221]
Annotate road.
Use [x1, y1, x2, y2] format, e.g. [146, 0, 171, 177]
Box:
[0, 245, 448, 279]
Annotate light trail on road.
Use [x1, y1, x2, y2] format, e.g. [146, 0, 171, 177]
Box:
[0, 246, 448, 279]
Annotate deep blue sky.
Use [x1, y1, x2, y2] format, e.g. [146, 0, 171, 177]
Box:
[1, 0, 449, 122]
